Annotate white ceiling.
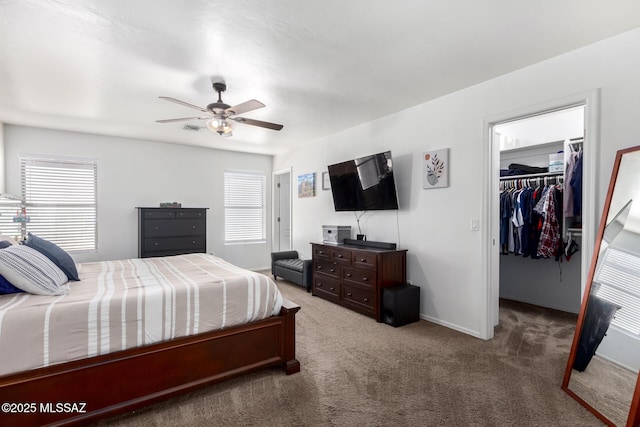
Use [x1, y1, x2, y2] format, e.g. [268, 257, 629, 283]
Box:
[1, 1, 640, 156]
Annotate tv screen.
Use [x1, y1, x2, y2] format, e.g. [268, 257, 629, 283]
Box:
[327, 151, 399, 211]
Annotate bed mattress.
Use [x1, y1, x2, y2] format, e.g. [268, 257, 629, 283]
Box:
[0, 253, 283, 377]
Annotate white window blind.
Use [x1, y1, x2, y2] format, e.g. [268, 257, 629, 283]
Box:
[224, 171, 266, 243]
[21, 156, 97, 251]
[593, 247, 640, 336]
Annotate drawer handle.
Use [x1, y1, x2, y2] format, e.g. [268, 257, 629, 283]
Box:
[154, 242, 159, 246]
[360, 258, 367, 262]
[363, 298, 369, 302]
[317, 265, 323, 270]
[154, 226, 159, 230]
[329, 287, 335, 291]
[362, 277, 369, 282]
[346, 273, 352, 277]
[330, 268, 335, 273]
[336, 254, 343, 258]
[319, 251, 325, 254]
[192, 225, 196, 229]
[192, 240, 196, 244]
[317, 283, 323, 287]
[347, 292, 352, 297]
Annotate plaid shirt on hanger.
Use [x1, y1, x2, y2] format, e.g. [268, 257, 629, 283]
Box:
[537, 185, 561, 258]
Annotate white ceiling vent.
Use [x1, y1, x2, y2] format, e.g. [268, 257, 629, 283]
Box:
[182, 124, 203, 132]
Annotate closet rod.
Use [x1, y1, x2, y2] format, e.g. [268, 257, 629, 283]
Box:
[499, 171, 563, 180]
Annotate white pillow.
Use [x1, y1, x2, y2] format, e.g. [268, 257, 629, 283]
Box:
[0, 245, 69, 295]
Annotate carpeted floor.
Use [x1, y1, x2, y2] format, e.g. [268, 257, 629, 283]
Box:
[95, 278, 605, 426]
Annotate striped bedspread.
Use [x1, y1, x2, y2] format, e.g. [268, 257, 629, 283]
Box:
[0, 253, 283, 377]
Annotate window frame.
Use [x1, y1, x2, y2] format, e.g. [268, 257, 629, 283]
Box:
[20, 155, 98, 252]
[224, 170, 266, 244]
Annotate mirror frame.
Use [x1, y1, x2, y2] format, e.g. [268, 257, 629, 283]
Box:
[562, 145, 640, 426]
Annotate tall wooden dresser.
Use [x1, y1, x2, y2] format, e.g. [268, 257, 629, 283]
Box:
[137, 208, 207, 258]
[311, 242, 407, 321]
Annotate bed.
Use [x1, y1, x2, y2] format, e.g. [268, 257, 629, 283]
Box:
[0, 251, 300, 426]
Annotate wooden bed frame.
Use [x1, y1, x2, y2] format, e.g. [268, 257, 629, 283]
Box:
[0, 300, 300, 427]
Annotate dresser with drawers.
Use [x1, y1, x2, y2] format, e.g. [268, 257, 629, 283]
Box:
[137, 208, 207, 258]
[311, 242, 407, 321]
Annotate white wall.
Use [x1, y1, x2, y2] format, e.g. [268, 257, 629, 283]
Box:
[274, 28, 640, 338]
[3, 125, 273, 269]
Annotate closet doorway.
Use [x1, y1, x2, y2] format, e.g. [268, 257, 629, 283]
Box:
[482, 90, 599, 339]
[496, 107, 584, 313]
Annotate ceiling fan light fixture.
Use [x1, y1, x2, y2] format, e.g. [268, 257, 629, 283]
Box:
[206, 118, 233, 135]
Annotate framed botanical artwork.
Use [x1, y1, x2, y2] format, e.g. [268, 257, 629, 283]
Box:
[298, 173, 316, 197]
[322, 171, 331, 190]
[423, 148, 449, 189]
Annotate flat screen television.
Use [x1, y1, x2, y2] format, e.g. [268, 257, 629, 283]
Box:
[327, 151, 399, 211]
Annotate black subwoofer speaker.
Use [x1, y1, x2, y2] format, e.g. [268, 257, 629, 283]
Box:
[382, 284, 420, 327]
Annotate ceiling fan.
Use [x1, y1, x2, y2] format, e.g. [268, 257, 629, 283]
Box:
[156, 82, 283, 136]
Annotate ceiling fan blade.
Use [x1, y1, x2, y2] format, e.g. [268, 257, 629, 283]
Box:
[159, 96, 209, 113]
[226, 99, 265, 116]
[231, 116, 283, 131]
[156, 116, 209, 123]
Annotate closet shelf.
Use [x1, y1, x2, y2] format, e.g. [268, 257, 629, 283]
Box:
[567, 227, 582, 237]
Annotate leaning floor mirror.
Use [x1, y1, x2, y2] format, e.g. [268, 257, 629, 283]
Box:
[562, 145, 640, 426]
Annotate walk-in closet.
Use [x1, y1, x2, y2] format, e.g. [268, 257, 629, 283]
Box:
[496, 106, 584, 313]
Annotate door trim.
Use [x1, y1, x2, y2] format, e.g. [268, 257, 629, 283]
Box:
[272, 167, 292, 252]
[480, 89, 600, 339]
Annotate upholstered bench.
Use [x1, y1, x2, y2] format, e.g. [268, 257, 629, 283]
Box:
[271, 250, 312, 292]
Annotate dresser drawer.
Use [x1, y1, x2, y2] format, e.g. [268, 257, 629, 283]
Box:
[314, 259, 341, 279]
[343, 266, 376, 287]
[331, 247, 352, 264]
[351, 250, 378, 269]
[144, 236, 206, 252]
[313, 245, 331, 260]
[141, 209, 176, 219]
[175, 210, 206, 219]
[342, 284, 374, 312]
[144, 219, 205, 237]
[313, 276, 340, 302]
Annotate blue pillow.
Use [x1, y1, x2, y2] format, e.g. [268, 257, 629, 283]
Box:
[0, 240, 13, 249]
[24, 233, 80, 281]
[0, 274, 23, 295]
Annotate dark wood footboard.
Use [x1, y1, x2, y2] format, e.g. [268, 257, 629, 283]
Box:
[0, 302, 300, 427]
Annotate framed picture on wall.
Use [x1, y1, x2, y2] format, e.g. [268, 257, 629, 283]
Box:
[322, 171, 331, 190]
[298, 173, 316, 197]
[423, 148, 449, 189]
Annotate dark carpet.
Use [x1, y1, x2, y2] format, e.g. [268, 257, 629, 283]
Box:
[95, 278, 603, 426]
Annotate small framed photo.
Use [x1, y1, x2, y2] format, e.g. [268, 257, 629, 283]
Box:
[322, 171, 331, 190]
[298, 173, 316, 198]
[423, 148, 449, 189]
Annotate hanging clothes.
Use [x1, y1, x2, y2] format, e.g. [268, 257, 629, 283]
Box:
[570, 151, 583, 216]
[537, 184, 563, 259]
[499, 179, 564, 260]
[564, 145, 583, 217]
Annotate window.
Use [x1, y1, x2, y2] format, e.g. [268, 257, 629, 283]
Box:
[593, 245, 640, 336]
[224, 171, 266, 243]
[21, 156, 98, 251]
